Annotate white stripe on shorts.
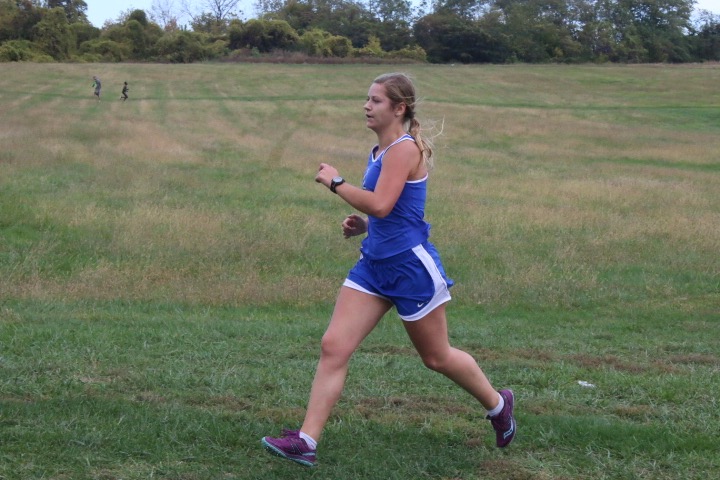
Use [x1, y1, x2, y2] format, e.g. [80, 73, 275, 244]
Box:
[402, 244, 452, 321]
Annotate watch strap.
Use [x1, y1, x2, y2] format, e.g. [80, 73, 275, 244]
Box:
[330, 177, 345, 194]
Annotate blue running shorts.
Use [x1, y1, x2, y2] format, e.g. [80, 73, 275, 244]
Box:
[344, 241, 454, 321]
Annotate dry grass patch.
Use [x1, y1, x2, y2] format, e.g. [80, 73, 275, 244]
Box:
[667, 354, 719, 366]
[479, 459, 560, 480]
[568, 353, 651, 373]
[185, 395, 252, 412]
[97, 120, 199, 166]
[4, 262, 339, 306]
[354, 395, 475, 425]
[112, 206, 228, 253]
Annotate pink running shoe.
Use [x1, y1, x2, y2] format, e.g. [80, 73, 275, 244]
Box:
[488, 389, 516, 448]
[261, 429, 317, 467]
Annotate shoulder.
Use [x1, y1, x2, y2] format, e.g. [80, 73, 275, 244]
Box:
[381, 139, 421, 175]
[386, 137, 420, 158]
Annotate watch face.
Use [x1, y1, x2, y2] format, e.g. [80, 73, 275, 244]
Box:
[333, 176, 343, 183]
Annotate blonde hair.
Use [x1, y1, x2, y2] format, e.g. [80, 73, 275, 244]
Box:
[373, 72, 435, 170]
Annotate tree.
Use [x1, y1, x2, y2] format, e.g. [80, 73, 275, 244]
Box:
[367, 0, 412, 22]
[125, 19, 150, 57]
[78, 37, 131, 61]
[182, 0, 242, 25]
[151, 0, 183, 30]
[233, 18, 299, 51]
[433, 0, 489, 20]
[154, 30, 208, 61]
[488, 0, 583, 62]
[261, 0, 316, 32]
[415, 11, 507, 62]
[0, 0, 42, 42]
[32, 6, 74, 59]
[298, 26, 354, 55]
[128, 9, 150, 26]
[190, 11, 231, 33]
[253, 0, 286, 18]
[366, 0, 414, 50]
[258, 0, 378, 47]
[69, 19, 99, 48]
[567, 0, 611, 61]
[45, 0, 88, 23]
[595, 0, 694, 62]
[319, 0, 376, 47]
[205, 0, 243, 20]
[691, 10, 720, 60]
[100, 9, 163, 60]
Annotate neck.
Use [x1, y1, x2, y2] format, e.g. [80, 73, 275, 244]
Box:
[376, 128, 407, 150]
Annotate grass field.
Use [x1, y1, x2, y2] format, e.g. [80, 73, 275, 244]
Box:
[1, 62, 719, 479]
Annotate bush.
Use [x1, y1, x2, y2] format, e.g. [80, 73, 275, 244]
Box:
[0, 40, 53, 62]
[71, 52, 102, 63]
[353, 35, 385, 58]
[326, 35, 353, 58]
[385, 45, 427, 62]
[154, 31, 207, 63]
[78, 38, 131, 62]
[298, 28, 332, 57]
[298, 28, 354, 58]
[204, 39, 229, 59]
[233, 19, 299, 53]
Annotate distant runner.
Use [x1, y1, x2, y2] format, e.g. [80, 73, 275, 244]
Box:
[121, 81, 129, 101]
[92, 76, 101, 101]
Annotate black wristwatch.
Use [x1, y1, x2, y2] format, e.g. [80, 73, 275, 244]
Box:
[330, 176, 345, 194]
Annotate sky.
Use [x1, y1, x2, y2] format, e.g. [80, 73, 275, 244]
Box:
[84, 0, 254, 27]
[84, 0, 720, 29]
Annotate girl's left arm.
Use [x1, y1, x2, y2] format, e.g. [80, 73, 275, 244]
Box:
[316, 142, 418, 218]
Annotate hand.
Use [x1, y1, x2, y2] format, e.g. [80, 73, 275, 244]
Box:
[342, 214, 367, 238]
[315, 163, 339, 189]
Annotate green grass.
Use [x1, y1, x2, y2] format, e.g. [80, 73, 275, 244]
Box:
[1, 62, 719, 479]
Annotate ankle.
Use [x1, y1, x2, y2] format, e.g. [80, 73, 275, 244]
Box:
[486, 391, 504, 417]
[299, 431, 317, 450]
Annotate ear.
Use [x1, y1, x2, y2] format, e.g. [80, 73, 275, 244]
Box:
[395, 102, 407, 118]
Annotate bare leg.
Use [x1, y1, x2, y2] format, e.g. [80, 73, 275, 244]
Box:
[300, 287, 392, 442]
[403, 303, 499, 410]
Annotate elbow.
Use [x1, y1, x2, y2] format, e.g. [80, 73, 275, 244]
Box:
[367, 204, 393, 218]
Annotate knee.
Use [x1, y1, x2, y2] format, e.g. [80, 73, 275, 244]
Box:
[419, 352, 449, 373]
[319, 332, 353, 364]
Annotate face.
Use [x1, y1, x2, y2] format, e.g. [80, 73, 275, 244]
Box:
[364, 82, 403, 133]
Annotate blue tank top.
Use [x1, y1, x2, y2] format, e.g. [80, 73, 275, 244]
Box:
[360, 134, 431, 260]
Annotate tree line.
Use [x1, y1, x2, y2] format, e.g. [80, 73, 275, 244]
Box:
[1, 0, 719, 63]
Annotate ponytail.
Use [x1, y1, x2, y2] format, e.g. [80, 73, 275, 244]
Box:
[408, 117, 434, 171]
